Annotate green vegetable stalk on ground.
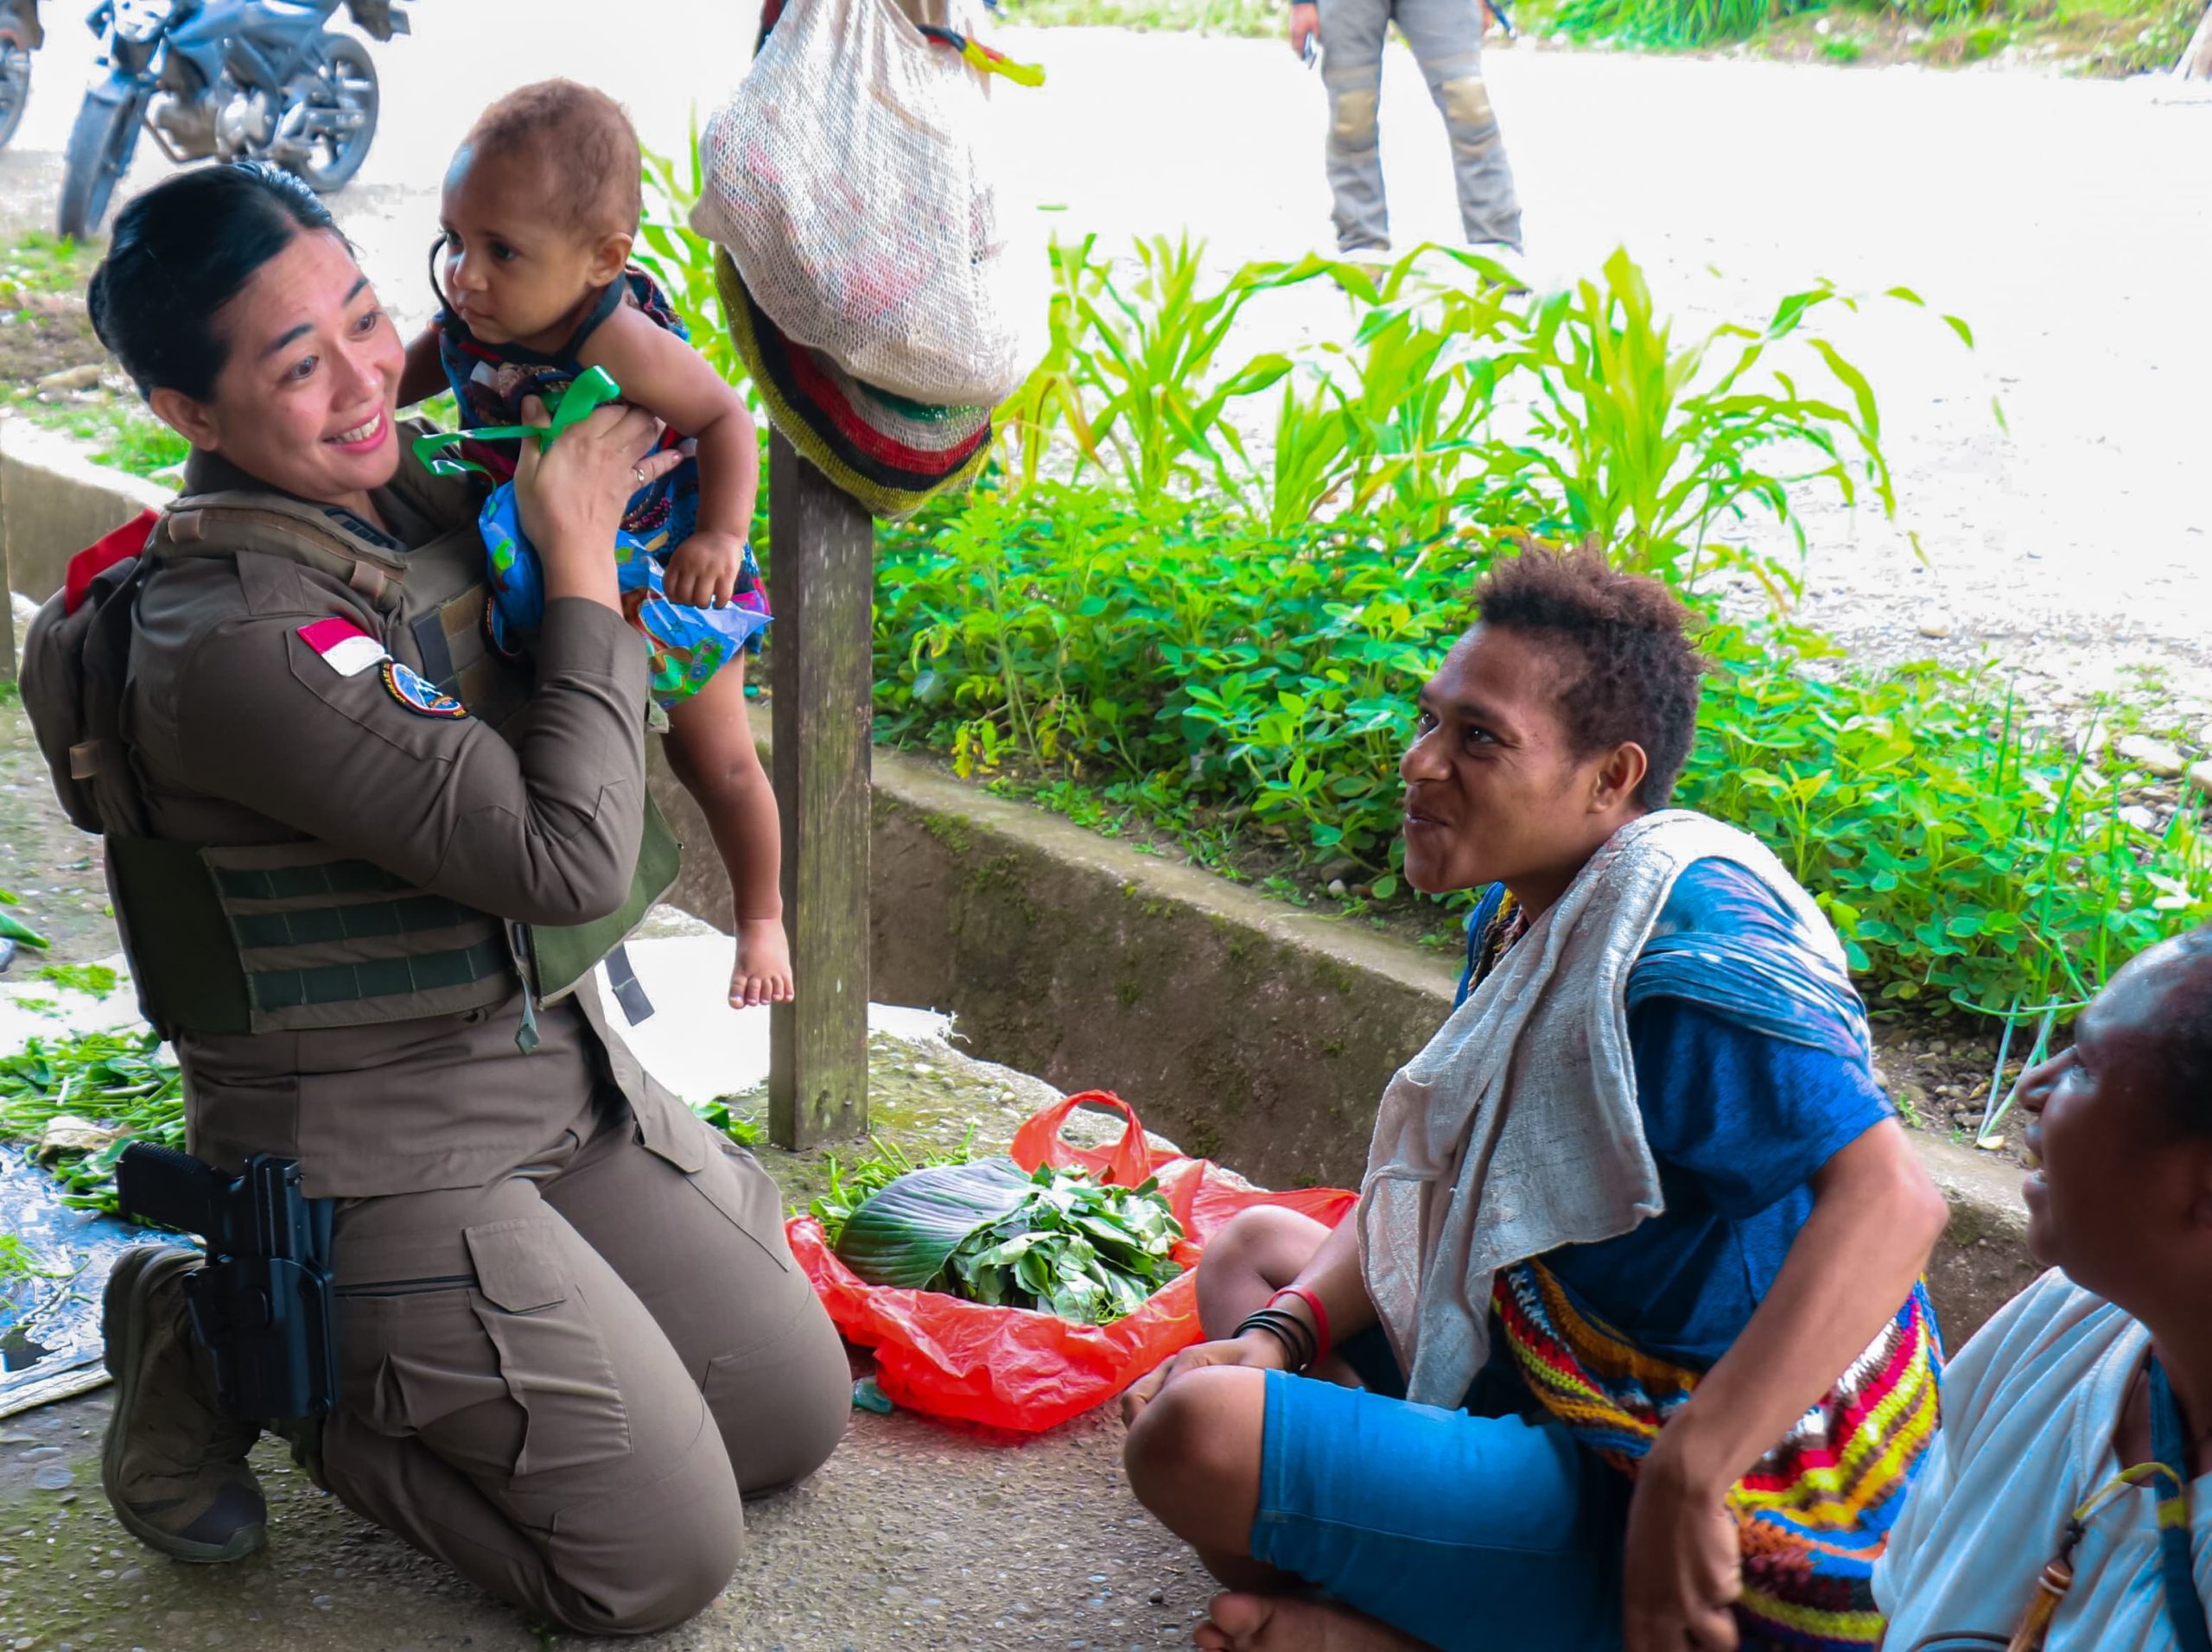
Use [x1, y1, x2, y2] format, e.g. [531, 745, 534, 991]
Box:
[0, 1232, 67, 1284]
[0, 887, 50, 950]
[809, 1129, 980, 1243]
[0, 1029, 184, 1215]
[834, 1158, 1186, 1325]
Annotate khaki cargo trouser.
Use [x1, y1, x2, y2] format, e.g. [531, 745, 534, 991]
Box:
[1321, 0, 1523, 252]
[321, 1102, 850, 1636]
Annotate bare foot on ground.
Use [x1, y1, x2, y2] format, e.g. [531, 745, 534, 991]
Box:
[1194, 1592, 1434, 1652]
[731, 916, 794, 1007]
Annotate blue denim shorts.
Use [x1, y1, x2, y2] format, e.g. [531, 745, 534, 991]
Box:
[1251, 1333, 1630, 1652]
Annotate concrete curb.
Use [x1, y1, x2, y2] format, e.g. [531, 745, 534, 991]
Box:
[3, 434, 2043, 1346]
[658, 740, 2042, 1345]
[0, 420, 169, 677]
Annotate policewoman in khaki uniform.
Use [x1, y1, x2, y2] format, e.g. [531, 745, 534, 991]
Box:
[24, 163, 850, 1636]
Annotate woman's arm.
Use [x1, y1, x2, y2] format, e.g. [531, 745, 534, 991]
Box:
[1623, 1120, 1949, 1652]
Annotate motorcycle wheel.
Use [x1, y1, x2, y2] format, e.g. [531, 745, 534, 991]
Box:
[0, 26, 30, 152]
[59, 88, 137, 241]
[289, 33, 376, 193]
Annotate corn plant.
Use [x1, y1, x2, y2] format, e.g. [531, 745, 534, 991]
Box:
[1487, 251, 1910, 604]
[992, 236, 1104, 492]
[1550, 0, 1806, 47]
[1060, 236, 1293, 498]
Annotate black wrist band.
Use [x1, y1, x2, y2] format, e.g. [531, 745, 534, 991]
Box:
[1237, 1314, 1306, 1368]
[1236, 1308, 1316, 1372]
[1259, 1306, 1319, 1365]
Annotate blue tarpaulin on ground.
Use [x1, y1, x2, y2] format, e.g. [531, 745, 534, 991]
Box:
[0, 1147, 164, 1417]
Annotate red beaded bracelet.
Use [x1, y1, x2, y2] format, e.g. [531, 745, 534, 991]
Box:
[1271, 1286, 1332, 1364]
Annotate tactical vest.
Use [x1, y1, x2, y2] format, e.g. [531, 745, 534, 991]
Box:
[22, 477, 677, 1044]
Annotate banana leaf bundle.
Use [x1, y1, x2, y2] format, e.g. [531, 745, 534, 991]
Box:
[833, 1156, 1185, 1325]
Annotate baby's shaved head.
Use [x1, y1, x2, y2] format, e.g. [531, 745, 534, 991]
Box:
[461, 79, 641, 244]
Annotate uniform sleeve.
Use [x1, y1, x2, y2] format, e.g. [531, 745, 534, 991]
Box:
[1626, 997, 1896, 1219]
[171, 595, 650, 927]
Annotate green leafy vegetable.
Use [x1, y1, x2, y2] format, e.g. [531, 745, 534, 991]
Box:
[0, 888, 49, 950]
[0, 1029, 184, 1215]
[690, 1094, 762, 1147]
[835, 1157, 1039, 1288]
[0, 1233, 67, 1284]
[836, 1158, 1186, 1325]
[809, 1129, 980, 1245]
[37, 963, 118, 996]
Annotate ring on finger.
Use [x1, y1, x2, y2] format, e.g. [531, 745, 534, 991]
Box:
[631, 464, 646, 486]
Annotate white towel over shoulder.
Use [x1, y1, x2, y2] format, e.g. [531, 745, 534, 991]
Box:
[1359, 809, 1847, 1407]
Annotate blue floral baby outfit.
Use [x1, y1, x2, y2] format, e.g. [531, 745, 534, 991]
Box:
[434, 264, 770, 707]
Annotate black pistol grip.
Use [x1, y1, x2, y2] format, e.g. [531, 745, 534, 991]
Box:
[114, 1140, 219, 1236]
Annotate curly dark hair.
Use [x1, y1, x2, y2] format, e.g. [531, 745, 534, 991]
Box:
[1472, 549, 1705, 810]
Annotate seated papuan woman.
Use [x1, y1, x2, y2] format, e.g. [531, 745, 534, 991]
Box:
[1122, 550, 1952, 1652]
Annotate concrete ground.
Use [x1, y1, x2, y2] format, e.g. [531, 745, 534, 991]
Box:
[2, 9, 2209, 706]
[0, 1393, 1200, 1652]
[0, 1047, 1209, 1652]
[0, 938, 1210, 1652]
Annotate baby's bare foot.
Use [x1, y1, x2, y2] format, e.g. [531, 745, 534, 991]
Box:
[731, 917, 793, 1008]
[1193, 1592, 1433, 1652]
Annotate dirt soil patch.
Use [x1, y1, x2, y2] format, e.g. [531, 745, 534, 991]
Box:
[0, 290, 98, 391]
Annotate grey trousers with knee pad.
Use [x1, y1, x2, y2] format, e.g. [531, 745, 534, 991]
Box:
[1319, 0, 1522, 252]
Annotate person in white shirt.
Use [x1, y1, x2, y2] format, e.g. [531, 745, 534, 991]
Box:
[1873, 927, 2212, 1652]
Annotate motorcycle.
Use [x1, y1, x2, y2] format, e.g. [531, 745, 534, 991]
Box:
[0, 0, 40, 151]
[60, 0, 407, 242]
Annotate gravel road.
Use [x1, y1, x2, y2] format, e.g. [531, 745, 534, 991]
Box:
[3, 9, 2208, 703]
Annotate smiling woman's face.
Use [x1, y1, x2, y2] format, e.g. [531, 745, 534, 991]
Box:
[150, 229, 404, 511]
[1398, 625, 1647, 905]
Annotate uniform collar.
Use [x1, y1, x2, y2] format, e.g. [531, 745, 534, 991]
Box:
[180, 441, 465, 552]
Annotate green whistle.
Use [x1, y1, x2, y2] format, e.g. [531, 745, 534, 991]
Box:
[412, 365, 625, 479]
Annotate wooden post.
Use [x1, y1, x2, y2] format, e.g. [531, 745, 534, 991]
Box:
[2182, 0, 2212, 77]
[767, 429, 874, 1148]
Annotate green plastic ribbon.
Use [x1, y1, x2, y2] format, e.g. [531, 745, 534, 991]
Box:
[410, 365, 626, 479]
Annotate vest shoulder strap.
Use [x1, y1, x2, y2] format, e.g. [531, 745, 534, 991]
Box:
[152, 492, 411, 613]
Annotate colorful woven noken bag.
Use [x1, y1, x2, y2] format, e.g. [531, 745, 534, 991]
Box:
[695, 0, 1043, 409]
[1494, 1258, 1944, 1652]
[716, 249, 993, 522]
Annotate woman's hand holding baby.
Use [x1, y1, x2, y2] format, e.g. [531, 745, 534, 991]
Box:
[515, 395, 682, 613]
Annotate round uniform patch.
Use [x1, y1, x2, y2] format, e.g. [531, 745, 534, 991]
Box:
[380, 659, 467, 719]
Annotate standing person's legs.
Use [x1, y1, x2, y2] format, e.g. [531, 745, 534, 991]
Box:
[540, 1106, 851, 1493]
[1321, 0, 1395, 252]
[1394, 0, 1523, 250]
[321, 1165, 749, 1636]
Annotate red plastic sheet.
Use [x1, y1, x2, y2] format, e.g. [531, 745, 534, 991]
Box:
[787, 1092, 1357, 1432]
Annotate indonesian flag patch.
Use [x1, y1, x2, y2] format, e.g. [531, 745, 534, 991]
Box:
[297, 617, 388, 677]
